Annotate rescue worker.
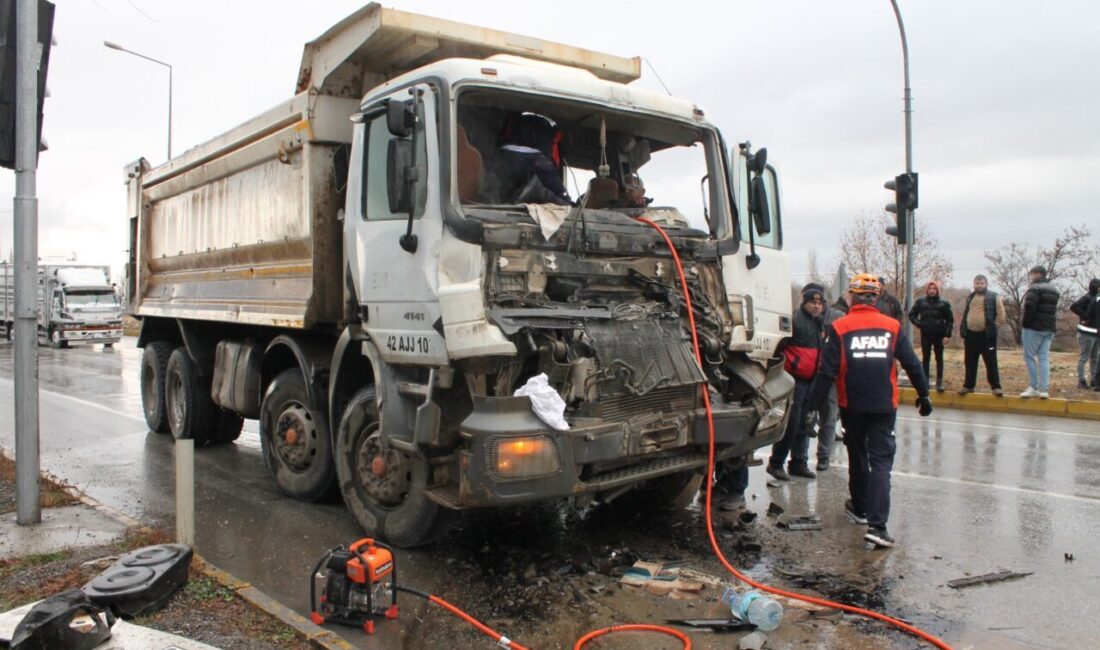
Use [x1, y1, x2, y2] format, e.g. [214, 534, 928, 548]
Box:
[489, 113, 571, 205]
[805, 274, 933, 549]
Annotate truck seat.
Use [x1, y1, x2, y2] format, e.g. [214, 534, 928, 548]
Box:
[456, 126, 483, 203]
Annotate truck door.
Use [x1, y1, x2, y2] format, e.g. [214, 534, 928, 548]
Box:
[345, 84, 449, 366]
[722, 149, 791, 363]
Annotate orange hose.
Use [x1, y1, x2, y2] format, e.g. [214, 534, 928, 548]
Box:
[429, 594, 532, 650]
[633, 216, 954, 650]
[574, 624, 691, 649]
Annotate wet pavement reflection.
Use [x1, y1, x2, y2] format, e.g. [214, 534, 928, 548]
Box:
[2, 339, 1098, 649]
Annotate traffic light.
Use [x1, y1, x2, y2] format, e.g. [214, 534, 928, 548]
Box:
[884, 172, 918, 244]
[0, 0, 55, 169]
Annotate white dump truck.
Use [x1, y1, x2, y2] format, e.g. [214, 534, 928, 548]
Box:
[125, 4, 794, 546]
[1, 263, 123, 347]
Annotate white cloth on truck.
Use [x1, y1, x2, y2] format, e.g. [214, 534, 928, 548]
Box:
[526, 204, 569, 241]
[513, 373, 570, 431]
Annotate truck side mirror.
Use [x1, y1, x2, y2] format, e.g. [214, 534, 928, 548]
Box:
[386, 138, 414, 214]
[749, 175, 771, 235]
[387, 99, 415, 138]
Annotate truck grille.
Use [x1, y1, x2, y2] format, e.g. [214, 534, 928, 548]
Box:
[597, 385, 698, 421]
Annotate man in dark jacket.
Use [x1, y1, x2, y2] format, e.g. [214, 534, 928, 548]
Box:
[805, 274, 932, 548]
[908, 281, 954, 392]
[488, 113, 571, 206]
[875, 276, 904, 323]
[1020, 265, 1061, 399]
[1070, 278, 1100, 388]
[768, 283, 826, 481]
[959, 275, 1006, 396]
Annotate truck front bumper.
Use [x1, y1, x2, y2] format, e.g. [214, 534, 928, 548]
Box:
[428, 383, 792, 509]
[60, 327, 123, 344]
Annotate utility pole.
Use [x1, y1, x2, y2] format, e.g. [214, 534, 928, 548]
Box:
[889, 0, 915, 341]
[14, 0, 40, 525]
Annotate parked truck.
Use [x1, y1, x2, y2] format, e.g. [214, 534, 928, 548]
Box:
[1, 263, 123, 347]
[125, 4, 794, 546]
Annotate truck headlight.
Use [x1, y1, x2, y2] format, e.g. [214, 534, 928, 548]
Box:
[758, 398, 790, 431]
[488, 435, 561, 480]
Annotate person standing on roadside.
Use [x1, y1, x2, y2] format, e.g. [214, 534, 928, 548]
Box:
[814, 297, 845, 471]
[875, 276, 905, 323]
[1088, 293, 1100, 392]
[1020, 266, 1061, 399]
[768, 283, 827, 482]
[959, 275, 1006, 396]
[1070, 278, 1100, 389]
[804, 274, 932, 549]
[908, 281, 954, 392]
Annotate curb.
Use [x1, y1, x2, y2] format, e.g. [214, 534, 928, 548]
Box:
[31, 462, 356, 650]
[900, 387, 1100, 421]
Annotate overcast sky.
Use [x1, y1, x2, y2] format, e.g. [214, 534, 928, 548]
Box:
[1, 0, 1097, 286]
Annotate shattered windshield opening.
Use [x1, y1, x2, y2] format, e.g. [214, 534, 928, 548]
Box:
[65, 291, 118, 307]
[455, 88, 721, 236]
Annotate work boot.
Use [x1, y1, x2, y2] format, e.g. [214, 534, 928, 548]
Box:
[766, 463, 790, 481]
[719, 493, 746, 512]
[845, 500, 868, 525]
[816, 457, 830, 472]
[788, 462, 816, 479]
[992, 388, 1004, 397]
[864, 527, 896, 549]
[1020, 386, 1040, 398]
[957, 387, 973, 396]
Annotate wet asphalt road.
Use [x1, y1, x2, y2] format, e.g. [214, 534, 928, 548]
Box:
[1, 339, 1098, 649]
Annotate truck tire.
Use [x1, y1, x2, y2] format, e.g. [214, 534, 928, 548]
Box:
[49, 327, 69, 349]
[164, 348, 217, 445]
[4, 323, 11, 341]
[335, 386, 457, 548]
[259, 369, 336, 502]
[140, 341, 173, 434]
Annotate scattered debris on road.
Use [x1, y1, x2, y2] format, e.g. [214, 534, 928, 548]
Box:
[947, 570, 1033, 589]
[776, 514, 823, 531]
[739, 630, 769, 649]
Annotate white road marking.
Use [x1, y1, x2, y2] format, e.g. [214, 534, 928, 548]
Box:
[896, 414, 1100, 439]
[832, 462, 1100, 505]
[0, 376, 146, 424]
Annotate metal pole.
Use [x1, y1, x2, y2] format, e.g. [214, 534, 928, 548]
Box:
[175, 439, 194, 546]
[14, 0, 41, 526]
[889, 0, 915, 341]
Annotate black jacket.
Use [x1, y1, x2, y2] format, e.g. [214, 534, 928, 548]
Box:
[1071, 279, 1100, 330]
[908, 296, 954, 338]
[875, 291, 904, 323]
[784, 305, 825, 351]
[1022, 277, 1060, 332]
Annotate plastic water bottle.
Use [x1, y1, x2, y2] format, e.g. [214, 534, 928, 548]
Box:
[721, 587, 784, 631]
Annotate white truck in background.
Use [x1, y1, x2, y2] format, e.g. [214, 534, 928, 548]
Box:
[125, 4, 794, 546]
[1, 263, 124, 347]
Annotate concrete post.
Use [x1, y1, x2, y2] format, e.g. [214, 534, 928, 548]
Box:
[175, 438, 195, 545]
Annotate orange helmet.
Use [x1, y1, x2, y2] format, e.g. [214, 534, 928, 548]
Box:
[848, 273, 882, 296]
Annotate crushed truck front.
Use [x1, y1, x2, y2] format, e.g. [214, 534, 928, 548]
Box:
[345, 57, 793, 510]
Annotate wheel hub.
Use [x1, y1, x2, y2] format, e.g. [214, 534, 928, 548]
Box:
[275, 406, 316, 471]
[356, 433, 411, 506]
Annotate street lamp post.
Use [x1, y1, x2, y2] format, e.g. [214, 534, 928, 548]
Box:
[104, 41, 172, 160]
[888, 0, 915, 341]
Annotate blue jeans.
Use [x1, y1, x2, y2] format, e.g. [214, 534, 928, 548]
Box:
[770, 379, 811, 467]
[1022, 328, 1055, 391]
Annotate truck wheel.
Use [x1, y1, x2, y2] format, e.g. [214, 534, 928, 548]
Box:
[140, 341, 173, 434]
[335, 386, 457, 547]
[209, 410, 244, 445]
[49, 327, 69, 349]
[165, 348, 216, 445]
[3, 323, 11, 341]
[259, 369, 336, 502]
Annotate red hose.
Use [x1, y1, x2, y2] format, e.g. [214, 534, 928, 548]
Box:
[574, 624, 691, 649]
[428, 594, 532, 650]
[633, 216, 954, 650]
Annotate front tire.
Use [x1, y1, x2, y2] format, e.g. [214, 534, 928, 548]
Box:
[141, 341, 173, 434]
[335, 385, 457, 547]
[165, 348, 217, 444]
[49, 327, 68, 349]
[259, 369, 336, 502]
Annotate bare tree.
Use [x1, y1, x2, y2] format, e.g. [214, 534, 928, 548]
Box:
[983, 225, 1093, 344]
[838, 212, 954, 302]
